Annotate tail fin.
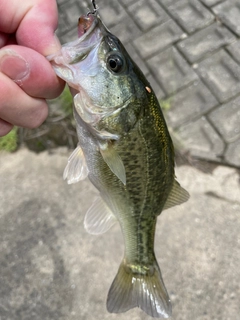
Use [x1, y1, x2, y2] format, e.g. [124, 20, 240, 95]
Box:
[107, 260, 172, 318]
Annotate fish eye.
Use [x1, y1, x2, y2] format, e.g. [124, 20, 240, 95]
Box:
[107, 54, 125, 73]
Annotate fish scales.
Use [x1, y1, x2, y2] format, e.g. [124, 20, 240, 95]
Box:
[48, 6, 189, 318]
[91, 85, 174, 264]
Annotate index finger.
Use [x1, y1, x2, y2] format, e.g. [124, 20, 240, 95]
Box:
[0, 0, 61, 55]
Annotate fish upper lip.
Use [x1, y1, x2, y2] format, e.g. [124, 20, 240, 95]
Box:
[76, 13, 99, 43]
[62, 14, 105, 49]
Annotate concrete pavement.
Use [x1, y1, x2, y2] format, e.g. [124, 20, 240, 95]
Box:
[1, 1, 240, 319]
[0, 148, 239, 319]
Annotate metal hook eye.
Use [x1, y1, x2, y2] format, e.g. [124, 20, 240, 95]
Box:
[87, 0, 97, 16]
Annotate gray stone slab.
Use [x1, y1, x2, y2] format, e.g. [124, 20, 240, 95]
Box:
[133, 19, 184, 59]
[1, 147, 240, 319]
[213, 0, 240, 36]
[158, 0, 176, 7]
[226, 39, 240, 64]
[119, 0, 136, 6]
[56, 0, 67, 5]
[146, 74, 166, 100]
[208, 96, 240, 143]
[110, 16, 141, 45]
[196, 49, 240, 103]
[165, 81, 218, 129]
[199, 0, 223, 6]
[177, 23, 235, 63]
[58, 28, 78, 44]
[56, 0, 90, 41]
[168, 0, 215, 34]
[147, 47, 198, 95]
[128, 0, 170, 31]
[57, 1, 85, 36]
[98, 1, 127, 28]
[176, 117, 225, 161]
[125, 43, 150, 76]
[225, 140, 240, 167]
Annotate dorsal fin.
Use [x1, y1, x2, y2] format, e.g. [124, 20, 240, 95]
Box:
[163, 179, 189, 211]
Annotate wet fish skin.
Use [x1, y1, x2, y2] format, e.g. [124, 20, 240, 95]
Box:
[48, 12, 189, 318]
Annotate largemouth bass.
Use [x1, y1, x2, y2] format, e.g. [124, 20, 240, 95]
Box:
[48, 6, 189, 318]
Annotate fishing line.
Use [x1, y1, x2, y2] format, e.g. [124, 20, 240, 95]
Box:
[87, 0, 97, 15]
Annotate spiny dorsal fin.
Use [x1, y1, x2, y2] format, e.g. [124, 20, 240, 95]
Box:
[163, 179, 190, 211]
[84, 196, 117, 235]
[63, 144, 88, 184]
[99, 142, 126, 185]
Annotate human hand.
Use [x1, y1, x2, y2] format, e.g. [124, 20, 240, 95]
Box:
[0, 0, 65, 137]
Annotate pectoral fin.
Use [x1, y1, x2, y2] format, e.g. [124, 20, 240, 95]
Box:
[163, 179, 190, 211]
[63, 144, 88, 184]
[99, 142, 126, 185]
[84, 196, 117, 234]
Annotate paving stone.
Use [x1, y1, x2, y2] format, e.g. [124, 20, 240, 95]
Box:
[176, 117, 225, 162]
[110, 16, 141, 45]
[58, 27, 78, 43]
[133, 20, 184, 59]
[165, 81, 218, 129]
[119, 0, 136, 6]
[196, 49, 240, 103]
[168, 0, 214, 34]
[213, 0, 240, 36]
[147, 47, 198, 95]
[177, 23, 235, 63]
[57, 0, 83, 5]
[158, 0, 176, 7]
[199, 0, 223, 6]
[98, 1, 127, 28]
[146, 74, 166, 100]
[128, 0, 170, 31]
[208, 96, 240, 143]
[226, 40, 240, 64]
[56, 0, 93, 40]
[125, 43, 150, 76]
[57, 1, 86, 36]
[225, 140, 240, 167]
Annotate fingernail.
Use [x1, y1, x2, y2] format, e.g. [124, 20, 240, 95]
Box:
[0, 49, 30, 81]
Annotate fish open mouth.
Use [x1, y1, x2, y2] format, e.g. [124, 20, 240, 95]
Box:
[47, 13, 102, 66]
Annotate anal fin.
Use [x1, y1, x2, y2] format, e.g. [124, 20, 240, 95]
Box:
[163, 179, 190, 211]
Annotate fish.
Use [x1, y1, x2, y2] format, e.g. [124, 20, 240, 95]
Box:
[48, 5, 189, 318]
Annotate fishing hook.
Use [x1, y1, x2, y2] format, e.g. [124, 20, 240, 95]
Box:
[87, 0, 97, 15]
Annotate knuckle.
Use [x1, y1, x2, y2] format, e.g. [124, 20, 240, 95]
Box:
[27, 102, 49, 129]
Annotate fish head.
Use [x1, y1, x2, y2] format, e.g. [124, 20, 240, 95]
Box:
[48, 13, 146, 113]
